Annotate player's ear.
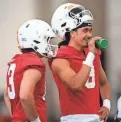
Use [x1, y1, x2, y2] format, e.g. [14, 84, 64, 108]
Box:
[70, 30, 76, 38]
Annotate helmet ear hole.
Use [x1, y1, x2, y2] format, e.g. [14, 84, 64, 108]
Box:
[61, 22, 66, 27]
[33, 46, 38, 50]
[66, 28, 70, 31]
[33, 40, 40, 44]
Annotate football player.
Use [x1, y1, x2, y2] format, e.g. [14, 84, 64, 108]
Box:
[49, 3, 111, 122]
[4, 19, 58, 122]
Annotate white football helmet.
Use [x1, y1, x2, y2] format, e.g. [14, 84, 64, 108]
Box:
[17, 19, 58, 57]
[51, 3, 94, 39]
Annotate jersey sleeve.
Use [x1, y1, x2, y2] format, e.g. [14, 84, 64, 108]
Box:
[21, 54, 45, 73]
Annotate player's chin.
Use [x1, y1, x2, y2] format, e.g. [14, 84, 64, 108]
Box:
[83, 43, 88, 48]
[83, 41, 88, 47]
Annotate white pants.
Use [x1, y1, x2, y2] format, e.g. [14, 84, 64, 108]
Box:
[60, 114, 104, 122]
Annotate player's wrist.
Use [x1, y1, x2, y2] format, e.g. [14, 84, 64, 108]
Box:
[31, 117, 41, 122]
[103, 99, 111, 111]
[83, 52, 95, 67]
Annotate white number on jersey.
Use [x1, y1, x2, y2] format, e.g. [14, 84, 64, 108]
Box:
[7, 63, 16, 99]
[85, 65, 95, 88]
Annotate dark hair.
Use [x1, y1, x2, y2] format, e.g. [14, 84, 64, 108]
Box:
[58, 22, 92, 48]
[58, 26, 80, 48]
[58, 32, 71, 48]
[21, 48, 35, 53]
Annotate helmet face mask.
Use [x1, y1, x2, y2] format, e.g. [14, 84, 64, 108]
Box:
[35, 37, 58, 58]
[51, 3, 94, 39]
[18, 19, 58, 58]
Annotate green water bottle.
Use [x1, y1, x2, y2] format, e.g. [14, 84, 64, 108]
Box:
[95, 38, 109, 49]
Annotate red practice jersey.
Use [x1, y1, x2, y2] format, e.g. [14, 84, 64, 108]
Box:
[49, 46, 101, 116]
[6, 53, 46, 122]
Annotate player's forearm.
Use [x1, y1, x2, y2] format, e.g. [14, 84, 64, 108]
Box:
[69, 65, 91, 90]
[20, 95, 38, 121]
[100, 81, 111, 100]
[100, 82, 111, 111]
[4, 89, 12, 116]
[4, 96, 12, 116]
[69, 52, 94, 90]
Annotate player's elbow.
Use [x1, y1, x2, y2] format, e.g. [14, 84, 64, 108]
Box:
[66, 81, 83, 92]
[66, 77, 87, 92]
[20, 91, 33, 102]
[100, 79, 110, 88]
[4, 89, 9, 100]
[69, 85, 82, 92]
[4, 91, 8, 98]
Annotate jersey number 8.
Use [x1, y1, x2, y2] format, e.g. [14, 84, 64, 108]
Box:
[85, 65, 95, 89]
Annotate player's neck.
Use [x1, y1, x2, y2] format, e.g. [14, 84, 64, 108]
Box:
[36, 52, 43, 58]
[24, 51, 43, 58]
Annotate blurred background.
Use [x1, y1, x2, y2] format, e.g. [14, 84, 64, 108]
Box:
[0, 0, 121, 121]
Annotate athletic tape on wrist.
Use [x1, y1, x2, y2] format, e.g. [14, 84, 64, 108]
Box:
[83, 52, 95, 67]
[31, 117, 41, 122]
[103, 99, 111, 111]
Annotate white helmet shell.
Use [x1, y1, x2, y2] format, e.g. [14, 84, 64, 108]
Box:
[51, 3, 93, 39]
[18, 19, 58, 57]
